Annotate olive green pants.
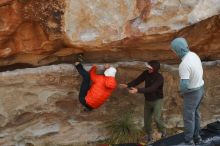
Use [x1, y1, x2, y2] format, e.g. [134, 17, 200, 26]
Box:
[144, 99, 165, 134]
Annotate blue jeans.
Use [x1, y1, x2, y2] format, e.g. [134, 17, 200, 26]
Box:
[183, 86, 204, 142]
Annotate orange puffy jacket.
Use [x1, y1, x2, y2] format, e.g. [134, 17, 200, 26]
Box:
[85, 66, 117, 109]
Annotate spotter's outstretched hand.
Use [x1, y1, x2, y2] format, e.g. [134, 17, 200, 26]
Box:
[119, 84, 128, 89]
[129, 87, 138, 94]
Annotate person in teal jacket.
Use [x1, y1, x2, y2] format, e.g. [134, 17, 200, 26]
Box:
[171, 37, 205, 145]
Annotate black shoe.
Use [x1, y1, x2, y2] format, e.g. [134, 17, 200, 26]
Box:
[75, 53, 84, 63]
[194, 137, 205, 145]
[83, 107, 92, 112]
[139, 134, 153, 145]
[179, 140, 195, 146]
[161, 130, 167, 138]
[146, 134, 153, 144]
[148, 135, 153, 142]
[186, 140, 195, 146]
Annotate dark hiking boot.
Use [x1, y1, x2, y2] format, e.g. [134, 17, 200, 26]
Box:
[147, 134, 154, 144]
[139, 134, 153, 145]
[73, 53, 84, 63]
[180, 140, 195, 146]
[194, 137, 205, 145]
[75, 53, 84, 63]
[83, 107, 92, 112]
[161, 130, 167, 138]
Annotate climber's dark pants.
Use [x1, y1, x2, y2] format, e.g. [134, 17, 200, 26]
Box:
[75, 63, 93, 110]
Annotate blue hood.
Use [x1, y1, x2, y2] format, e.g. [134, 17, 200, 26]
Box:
[171, 37, 189, 58]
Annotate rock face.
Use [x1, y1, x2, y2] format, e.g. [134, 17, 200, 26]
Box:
[0, 1, 220, 145]
[0, 0, 66, 67]
[0, 62, 219, 145]
[64, 0, 220, 42]
[0, 0, 220, 67]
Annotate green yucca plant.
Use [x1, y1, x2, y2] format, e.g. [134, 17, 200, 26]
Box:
[105, 110, 141, 144]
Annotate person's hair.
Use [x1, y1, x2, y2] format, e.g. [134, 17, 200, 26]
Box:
[148, 60, 160, 72]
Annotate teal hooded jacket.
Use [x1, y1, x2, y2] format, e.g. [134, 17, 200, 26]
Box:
[171, 37, 189, 58]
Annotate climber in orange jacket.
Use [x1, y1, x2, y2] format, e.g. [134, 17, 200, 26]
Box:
[74, 61, 117, 111]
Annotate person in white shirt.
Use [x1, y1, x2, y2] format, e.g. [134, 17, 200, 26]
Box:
[171, 37, 205, 145]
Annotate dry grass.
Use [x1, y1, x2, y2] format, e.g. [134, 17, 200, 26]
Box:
[104, 110, 142, 144]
